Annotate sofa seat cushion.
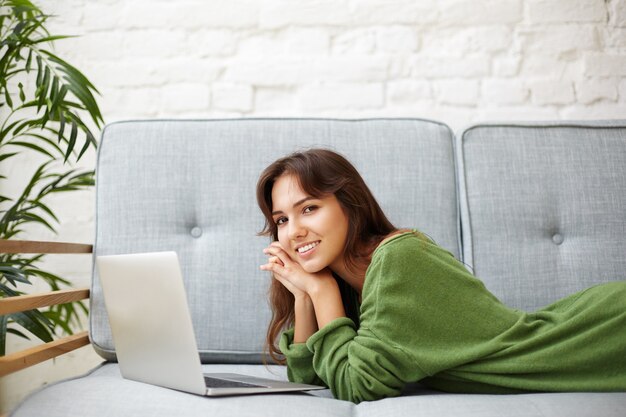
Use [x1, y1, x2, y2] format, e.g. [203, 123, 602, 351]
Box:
[10, 363, 626, 417]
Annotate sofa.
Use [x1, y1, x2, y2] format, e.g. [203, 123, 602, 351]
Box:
[9, 118, 626, 416]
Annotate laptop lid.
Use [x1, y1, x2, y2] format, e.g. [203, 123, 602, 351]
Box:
[96, 251, 207, 395]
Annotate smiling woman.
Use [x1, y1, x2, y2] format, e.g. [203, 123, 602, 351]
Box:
[255, 148, 626, 404]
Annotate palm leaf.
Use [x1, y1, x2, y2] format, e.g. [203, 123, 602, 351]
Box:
[9, 311, 53, 342]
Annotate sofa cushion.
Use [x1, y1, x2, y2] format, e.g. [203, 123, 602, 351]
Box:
[11, 363, 626, 417]
[91, 118, 460, 363]
[457, 120, 626, 311]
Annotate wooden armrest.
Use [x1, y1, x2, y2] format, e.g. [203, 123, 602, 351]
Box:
[0, 288, 90, 315]
[0, 239, 93, 254]
[0, 331, 90, 377]
[0, 289, 92, 376]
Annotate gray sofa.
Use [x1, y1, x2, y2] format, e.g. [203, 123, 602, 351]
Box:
[10, 118, 626, 416]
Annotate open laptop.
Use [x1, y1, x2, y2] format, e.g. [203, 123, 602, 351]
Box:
[96, 251, 326, 397]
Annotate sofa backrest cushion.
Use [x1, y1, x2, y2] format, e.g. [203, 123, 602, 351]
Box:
[91, 118, 460, 363]
[457, 121, 626, 312]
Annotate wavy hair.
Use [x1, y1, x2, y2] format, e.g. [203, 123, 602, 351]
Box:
[256, 148, 397, 364]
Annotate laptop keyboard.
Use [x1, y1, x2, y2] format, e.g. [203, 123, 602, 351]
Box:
[204, 376, 266, 388]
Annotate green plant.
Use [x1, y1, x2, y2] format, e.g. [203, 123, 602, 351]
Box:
[0, 0, 104, 355]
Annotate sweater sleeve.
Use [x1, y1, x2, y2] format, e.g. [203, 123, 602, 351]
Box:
[305, 316, 421, 403]
[279, 328, 326, 387]
[303, 233, 521, 403]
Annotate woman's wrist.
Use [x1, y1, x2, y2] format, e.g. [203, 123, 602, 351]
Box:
[293, 293, 318, 343]
[309, 279, 346, 329]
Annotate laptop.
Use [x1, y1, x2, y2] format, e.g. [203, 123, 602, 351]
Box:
[96, 251, 326, 397]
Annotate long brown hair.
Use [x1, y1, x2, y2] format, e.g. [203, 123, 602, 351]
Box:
[256, 148, 397, 364]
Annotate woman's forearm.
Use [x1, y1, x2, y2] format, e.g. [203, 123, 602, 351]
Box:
[309, 279, 346, 329]
[293, 294, 319, 343]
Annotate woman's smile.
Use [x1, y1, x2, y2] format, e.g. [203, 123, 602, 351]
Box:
[296, 240, 321, 257]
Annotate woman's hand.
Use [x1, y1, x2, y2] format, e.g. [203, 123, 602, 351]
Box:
[260, 241, 333, 298]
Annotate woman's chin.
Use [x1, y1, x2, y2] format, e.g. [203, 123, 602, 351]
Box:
[300, 261, 325, 274]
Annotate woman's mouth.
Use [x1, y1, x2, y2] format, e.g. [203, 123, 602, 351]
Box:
[296, 241, 320, 255]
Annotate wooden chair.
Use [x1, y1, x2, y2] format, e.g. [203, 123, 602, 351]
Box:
[0, 240, 93, 380]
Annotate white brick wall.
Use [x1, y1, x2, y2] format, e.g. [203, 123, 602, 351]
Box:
[3, 0, 626, 411]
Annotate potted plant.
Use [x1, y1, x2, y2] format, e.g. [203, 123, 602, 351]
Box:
[0, 0, 104, 355]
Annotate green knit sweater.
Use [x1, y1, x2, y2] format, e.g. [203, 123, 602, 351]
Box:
[279, 231, 626, 403]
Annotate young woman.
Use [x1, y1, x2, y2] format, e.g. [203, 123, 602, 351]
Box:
[256, 148, 626, 404]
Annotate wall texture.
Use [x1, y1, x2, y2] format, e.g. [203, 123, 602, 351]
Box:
[2, 0, 626, 412]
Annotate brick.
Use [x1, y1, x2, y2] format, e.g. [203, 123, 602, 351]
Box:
[100, 86, 161, 117]
[223, 56, 388, 86]
[84, 59, 158, 87]
[493, 55, 522, 77]
[223, 57, 306, 86]
[527, 0, 606, 24]
[610, 0, 626, 27]
[376, 27, 418, 53]
[332, 29, 376, 55]
[561, 103, 626, 119]
[153, 59, 223, 85]
[37, 0, 84, 34]
[603, 28, 626, 48]
[187, 30, 238, 57]
[123, 30, 188, 59]
[260, 0, 353, 29]
[438, 0, 522, 25]
[435, 80, 479, 105]
[388, 56, 413, 78]
[160, 83, 210, 112]
[528, 79, 575, 105]
[349, 0, 438, 25]
[285, 29, 330, 55]
[255, 87, 296, 112]
[575, 79, 618, 104]
[83, 2, 124, 31]
[410, 55, 490, 78]
[240, 29, 329, 56]
[388, 80, 432, 105]
[620, 79, 626, 102]
[212, 83, 253, 112]
[518, 26, 599, 56]
[520, 55, 575, 78]
[299, 83, 384, 110]
[120, 1, 258, 29]
[481, 79, 528, 104]
[583, 53, 626, 76]
[421, 27, 512, 57]
[475, 106, 560, 121]
[52, 31, 126, 61]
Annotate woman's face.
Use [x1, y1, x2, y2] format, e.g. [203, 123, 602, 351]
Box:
[271, 173, 349, 274]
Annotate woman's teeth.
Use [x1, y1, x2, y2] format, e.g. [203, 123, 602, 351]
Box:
[297, 241, 320, 254]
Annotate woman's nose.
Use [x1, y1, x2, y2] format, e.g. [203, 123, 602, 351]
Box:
[288, 219, 306, 240]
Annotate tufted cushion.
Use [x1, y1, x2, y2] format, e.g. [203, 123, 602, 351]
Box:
[457, 120, 626, 311]
[91, 118, 460, 363]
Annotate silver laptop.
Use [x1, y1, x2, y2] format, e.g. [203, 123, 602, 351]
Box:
[96, 251, 326, 397]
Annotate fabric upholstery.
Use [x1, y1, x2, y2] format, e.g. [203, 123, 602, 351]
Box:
[457, 120, 626, 311]
[11, 363, 626, 417]
[90, 118, 459, 363]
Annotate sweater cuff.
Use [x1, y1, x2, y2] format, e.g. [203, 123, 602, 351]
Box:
[280, 328, 314, 359]
[306, 317, 357, 353]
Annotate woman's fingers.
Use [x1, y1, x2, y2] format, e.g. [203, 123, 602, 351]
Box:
[268, 256, 284, 266]
[263, 245, 292, 266]
[260, 260, 285, 275]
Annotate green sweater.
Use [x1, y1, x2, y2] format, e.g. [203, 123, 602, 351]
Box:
[279, 231, 626, 403]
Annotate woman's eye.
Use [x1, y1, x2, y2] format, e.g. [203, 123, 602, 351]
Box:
[303, 205, 318, 214]
[275, 217, 287, 226]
